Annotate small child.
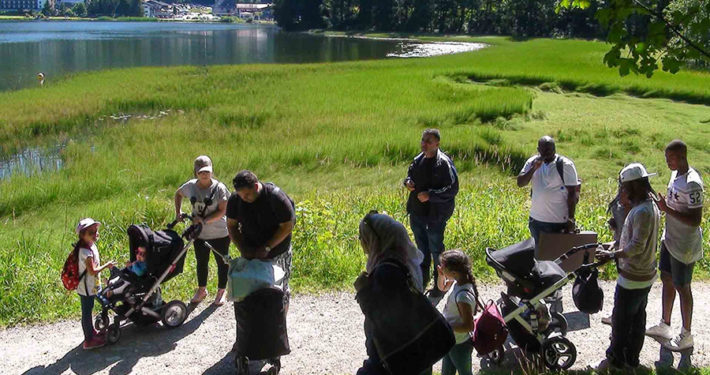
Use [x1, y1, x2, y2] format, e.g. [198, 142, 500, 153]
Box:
[437, 249, 478, 375]
[105, 246, 148, 297]
[75, 218, 115, 350]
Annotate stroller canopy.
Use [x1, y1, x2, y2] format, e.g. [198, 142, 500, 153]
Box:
[487, 238, 566, 297]
[127, 224, 186, 282]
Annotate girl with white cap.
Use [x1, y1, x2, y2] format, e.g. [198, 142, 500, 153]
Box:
[75, 218, 115, 350]
[174, 155, 231, 306]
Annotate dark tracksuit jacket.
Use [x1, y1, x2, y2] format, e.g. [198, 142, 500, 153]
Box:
[404, 149, 459, 221]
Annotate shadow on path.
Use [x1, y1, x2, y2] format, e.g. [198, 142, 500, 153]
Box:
[23, 303, 217, 375]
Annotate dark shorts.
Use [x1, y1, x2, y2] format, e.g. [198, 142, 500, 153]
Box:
[659, 242, 695, 287]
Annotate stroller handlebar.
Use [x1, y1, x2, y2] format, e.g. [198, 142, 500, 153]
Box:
[167, 214, 203, 240]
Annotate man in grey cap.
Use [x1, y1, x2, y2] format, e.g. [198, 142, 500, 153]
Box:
[593, 163, 660, 371]
[517, 136, 580, 244]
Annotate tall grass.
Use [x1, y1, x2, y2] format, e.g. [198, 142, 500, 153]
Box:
[0, 36, 708, 326]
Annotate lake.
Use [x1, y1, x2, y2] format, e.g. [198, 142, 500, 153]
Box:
[0, 21, 405, 92]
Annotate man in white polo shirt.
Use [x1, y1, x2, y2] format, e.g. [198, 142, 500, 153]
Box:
[646, 140, 704, 352]
[517, 136, 580, 244]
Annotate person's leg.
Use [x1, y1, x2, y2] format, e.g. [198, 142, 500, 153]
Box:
[448, 341, 474, 375]
[194, 239, 210, 288]
[208, 236, 231, 290]
[426, 217, 448, 291]
[273, 247, 292, 311]
[670, 255, 695, 332]
[80, 295, 95, 341]
[627, 286, 651, 367]
[410, 214, 431, 288]
[440, 352, 455, 375]
[606, 285, 632, 367]
[660, 244, 676, 325]
[528, 217, 541, 244]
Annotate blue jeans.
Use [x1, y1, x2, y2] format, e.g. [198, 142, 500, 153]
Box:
[528, 217, 566, 245]
[410, 214, 449, 289]
[442, 341, 474, 375]
[606, 285, 651, 368]
[80, 294, 95, 341]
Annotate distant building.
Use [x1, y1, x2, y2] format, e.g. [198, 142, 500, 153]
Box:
[57, 0, 82, 6]
[0, 0, 48, 11]
[143, 0, 171, 18]
[212, 2, 273, 19]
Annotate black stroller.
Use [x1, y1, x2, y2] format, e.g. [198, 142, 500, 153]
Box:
[485, 238, 601, 370]
[94, 218, 201, 344]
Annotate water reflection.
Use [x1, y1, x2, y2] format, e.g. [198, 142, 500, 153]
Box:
[0, 22, 401, 91]
[0, 145, 65, 180]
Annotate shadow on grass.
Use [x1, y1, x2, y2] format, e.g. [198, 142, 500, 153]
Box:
[22, 303, 216, 375]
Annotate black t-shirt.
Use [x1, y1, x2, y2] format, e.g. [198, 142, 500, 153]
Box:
[226, 183, 295, 258]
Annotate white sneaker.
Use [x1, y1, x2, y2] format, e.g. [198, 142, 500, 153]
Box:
[601, 315, 612, 325]
[663, 330, 694, 352]
[646, 320, 673, 340]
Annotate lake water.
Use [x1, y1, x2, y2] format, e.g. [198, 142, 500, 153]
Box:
[0, 21, 486, 179]
[0, 22, 406, 92]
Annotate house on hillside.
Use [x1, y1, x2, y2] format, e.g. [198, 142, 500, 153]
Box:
[236, 3, 272, 20]
[0, 0, 48, 11]
[143, 0, 171, 18]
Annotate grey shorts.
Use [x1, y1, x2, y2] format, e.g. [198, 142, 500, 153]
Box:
[659, 242, 695, 287]
[272, 247, 292, 304]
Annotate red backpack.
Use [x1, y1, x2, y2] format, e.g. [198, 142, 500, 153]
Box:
[61, 245, 86, 291]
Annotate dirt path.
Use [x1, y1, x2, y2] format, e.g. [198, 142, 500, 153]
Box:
[2, 281, 708, 375]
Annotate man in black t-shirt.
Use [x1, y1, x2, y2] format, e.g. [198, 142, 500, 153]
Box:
[226, 170, 296, 306]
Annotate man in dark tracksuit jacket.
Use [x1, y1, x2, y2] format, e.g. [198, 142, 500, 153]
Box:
[404, 129, 459, 297]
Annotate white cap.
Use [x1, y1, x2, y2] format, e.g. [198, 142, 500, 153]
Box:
[76, 218, 101, 234]
[620, 163, 656, 183]
[194, 155, 213, 174]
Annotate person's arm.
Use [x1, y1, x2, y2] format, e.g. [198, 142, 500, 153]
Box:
[611, 208, 652, 259]
[517, 157, 540, 187]
[203, 200, 227, 224]
[404, 159, 416, 191]
[265, 220, 295, 250]
[227, 218, 246, 252]
[657, 190, 703, 227]
[174, 188, 185, 221]
[452, 302, 475, 333]
[84, 256, 114, 276]
[427, 158, 458, 203]
[565, 186, 578, 231]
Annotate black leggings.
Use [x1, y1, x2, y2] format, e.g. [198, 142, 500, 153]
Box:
[194, 236, 230, 289]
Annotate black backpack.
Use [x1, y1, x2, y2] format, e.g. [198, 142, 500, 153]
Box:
[573, 265, 603, 314]
[355, 259, 455, 375]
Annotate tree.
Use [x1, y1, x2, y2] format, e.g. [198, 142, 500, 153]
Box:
[560, 0, 710, 76]
[72, 2, 88, 17]
[41, 0, 56, 16]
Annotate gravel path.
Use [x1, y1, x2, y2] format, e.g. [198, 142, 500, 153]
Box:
[2, 281, 708, 375]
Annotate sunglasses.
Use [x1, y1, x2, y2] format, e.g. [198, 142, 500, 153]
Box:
[85, 229, 98, 235]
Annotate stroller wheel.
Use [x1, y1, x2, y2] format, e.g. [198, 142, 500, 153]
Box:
[161, 300, 188, 328]
[542, 336, 576, 370]
[546, 312, 568, 336]
[94, 313, 109, 332]
[107, 322, 121, 345]
[266, 358, 281, 374]
[486, 345, 505, 365]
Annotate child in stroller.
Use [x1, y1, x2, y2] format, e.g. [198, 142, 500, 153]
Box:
[101, 246, 148, 298]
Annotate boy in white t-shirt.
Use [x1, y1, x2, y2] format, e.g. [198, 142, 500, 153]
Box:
[646, 140, 704, 352]
[517, 136, 580, 244]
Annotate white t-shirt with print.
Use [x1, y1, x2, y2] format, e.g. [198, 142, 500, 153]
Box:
[77, 244, 100, 296]
[443, 282, 477, 344]
[662, 168, 704, 264]
[520, 154, 579, 223]
[179, 178, 230, 240]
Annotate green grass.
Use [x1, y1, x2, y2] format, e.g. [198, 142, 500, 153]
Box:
[0, 36, 709, 326]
